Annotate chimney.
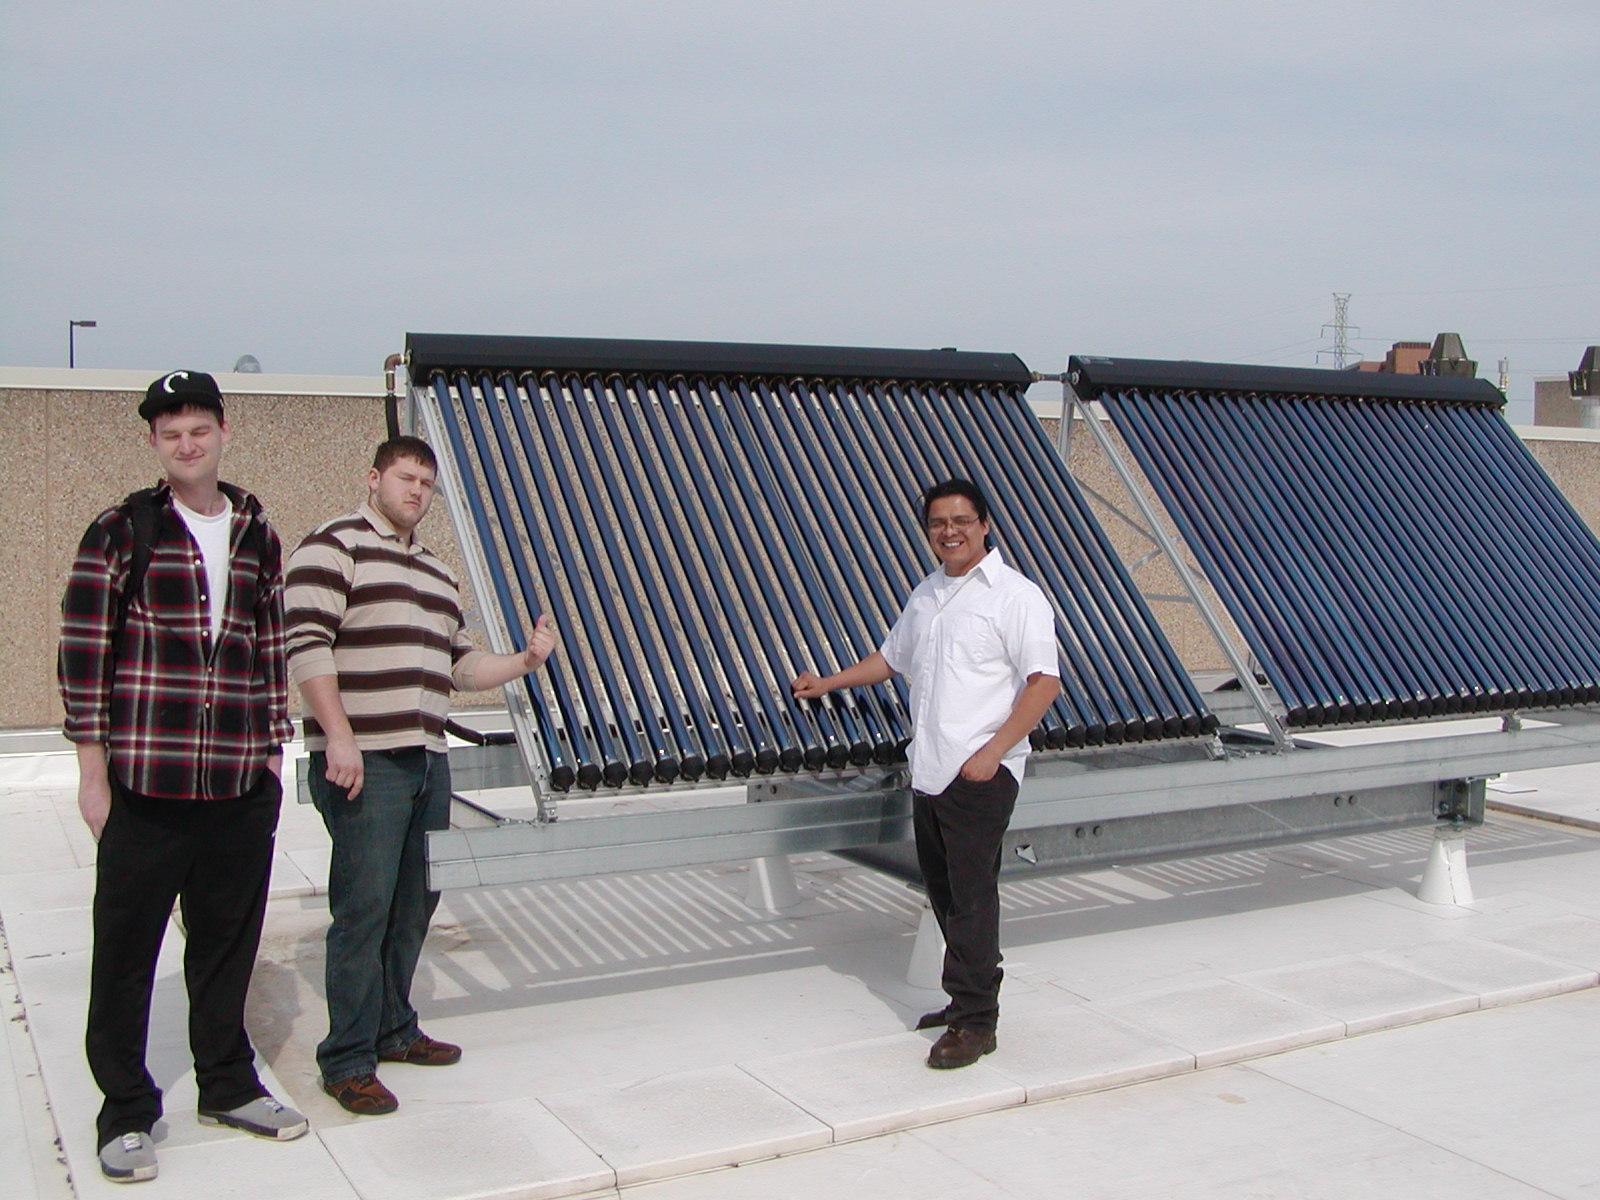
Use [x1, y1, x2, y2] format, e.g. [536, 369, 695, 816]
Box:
[1418, 332, 1477, 378]
[1570, 346, 1599, 397]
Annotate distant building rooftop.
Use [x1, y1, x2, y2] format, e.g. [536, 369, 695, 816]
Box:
[1352, 340, 1431, 374]
[1351, 334, 1477, 378]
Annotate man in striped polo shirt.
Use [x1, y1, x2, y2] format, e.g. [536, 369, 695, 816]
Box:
[285, 435, 556, 1116]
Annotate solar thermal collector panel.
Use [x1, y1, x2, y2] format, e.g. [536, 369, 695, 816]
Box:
[1074, 355, 1600, 728]
[410, 335, 1215, 791]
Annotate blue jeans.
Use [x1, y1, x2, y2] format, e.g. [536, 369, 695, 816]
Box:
[310, 747, 450, 1082]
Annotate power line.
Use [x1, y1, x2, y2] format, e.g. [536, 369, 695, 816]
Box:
[1352, 335, 1593, 345]
[1242, 335, 1324, 358]
[1359, 282, 1600, 299]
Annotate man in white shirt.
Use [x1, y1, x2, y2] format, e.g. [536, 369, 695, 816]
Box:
[793, 478, 1060, 1069]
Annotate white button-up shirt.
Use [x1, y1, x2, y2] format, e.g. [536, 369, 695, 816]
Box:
[879, 548, 1060, 795]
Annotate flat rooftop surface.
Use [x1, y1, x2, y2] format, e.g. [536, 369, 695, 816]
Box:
[2, 733, 1598, 1199]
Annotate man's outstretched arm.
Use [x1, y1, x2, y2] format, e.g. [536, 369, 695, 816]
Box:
[792, 651, 897, 699]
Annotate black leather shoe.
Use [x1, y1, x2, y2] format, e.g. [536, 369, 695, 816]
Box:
[927, 1025, 997, 1069]
[915, 1006, 951, 1031]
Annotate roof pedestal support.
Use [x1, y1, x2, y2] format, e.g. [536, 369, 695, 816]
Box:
[744, 855, 802, 912]
[907, 900, 945, 991]
[1419, 826, 1475, 905]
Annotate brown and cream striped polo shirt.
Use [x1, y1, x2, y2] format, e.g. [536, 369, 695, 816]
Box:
[284, 501, 485, 752]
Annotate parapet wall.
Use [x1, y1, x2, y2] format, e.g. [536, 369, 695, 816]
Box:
[3, 370, 1596, 730]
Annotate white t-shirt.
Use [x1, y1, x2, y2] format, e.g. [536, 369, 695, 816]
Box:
[880, 548, 1060, 795]
[173, 496, 233, 643]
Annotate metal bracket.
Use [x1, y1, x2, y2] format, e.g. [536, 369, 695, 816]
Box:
[745, 767, 906, 804]
[1436, 777, 1486, 827]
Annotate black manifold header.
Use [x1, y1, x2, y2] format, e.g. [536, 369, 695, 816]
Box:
[407, 334, 1034, 386]
[1068, 355, 1505, 407]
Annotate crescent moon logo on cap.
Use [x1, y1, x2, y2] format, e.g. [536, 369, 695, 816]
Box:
[161, 371, 190, 394]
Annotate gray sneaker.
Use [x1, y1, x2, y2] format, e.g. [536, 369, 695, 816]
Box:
[99, 1131, 157, 1183]
[197, 1095, 309, 1140]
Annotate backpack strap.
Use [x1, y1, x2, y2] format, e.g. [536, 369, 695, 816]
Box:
[113, 487, 164, 652]
[237, 501, 277, 599]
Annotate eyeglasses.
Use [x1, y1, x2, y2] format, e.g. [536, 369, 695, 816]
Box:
[925, 515, 981, 532]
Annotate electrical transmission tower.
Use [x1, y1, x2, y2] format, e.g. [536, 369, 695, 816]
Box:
[1317, 293, 1359, 368]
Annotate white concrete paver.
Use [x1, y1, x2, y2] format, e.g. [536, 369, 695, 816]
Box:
[1253, 988, 1600, 1199]
[0, 865, 96, 917]
[620, 1132, 998, 1199]
[971, 1005, 1194, 1102]
[1485, 912, 1600, 969]
[69, 1132, 356, 1200]
[318, 1100, 615, 1200]
[739, 1031, 1026, 1142]
[267, 853, 316, 899]
[0, 942, 70, 1200]
[0, 808, 82, 876]
[539, 1064, 830, 1186]
[283, 846, 332, 894]
[1001, 885, 1485, 1006]
[5, 904, 93, 958]
[632, 994, 1599, 1199]
[1374, 935, 1599, 1007]
[1097, 978, 1346, 1068]
[1232, 954, 1479, 1035]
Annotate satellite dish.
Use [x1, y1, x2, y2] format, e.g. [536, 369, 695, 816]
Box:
[233, 354, 262, 373]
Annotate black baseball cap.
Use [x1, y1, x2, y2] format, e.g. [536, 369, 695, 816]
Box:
[140, 371, 225, 422]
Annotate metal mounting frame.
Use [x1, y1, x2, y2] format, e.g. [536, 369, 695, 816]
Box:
[1064, 370, 1293, 749]
[411, 369, 553, 817]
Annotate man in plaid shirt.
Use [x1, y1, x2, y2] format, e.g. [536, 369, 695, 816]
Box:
[58, 371, 307, 1184]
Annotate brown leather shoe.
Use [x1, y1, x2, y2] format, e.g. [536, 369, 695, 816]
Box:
[927, 1026, 997, 1069]
[378, 1033, 462, 1066]
[321, 1073, 399, 1115]
[915, 1006, 951, 1031]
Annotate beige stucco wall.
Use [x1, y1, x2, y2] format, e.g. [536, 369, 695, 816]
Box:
[4, 377, 1599, 729]
[1526, 433, 1600, 533]
[1533, 377, 1600, 430]
[1, 376, 491, 730]
[1038, 415, 1245, 673]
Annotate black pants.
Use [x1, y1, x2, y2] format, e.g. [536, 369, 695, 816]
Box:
[86, 771, 281, 1149]
[913, 767, 1018, 1034]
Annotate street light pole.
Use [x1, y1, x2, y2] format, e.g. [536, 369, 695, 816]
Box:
[68, 319, 98, 368]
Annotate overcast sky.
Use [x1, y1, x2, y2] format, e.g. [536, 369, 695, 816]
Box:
[2, 1, 1594, 402]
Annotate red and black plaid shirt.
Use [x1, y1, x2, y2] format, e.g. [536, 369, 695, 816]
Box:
[58, 481, 294, 800]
